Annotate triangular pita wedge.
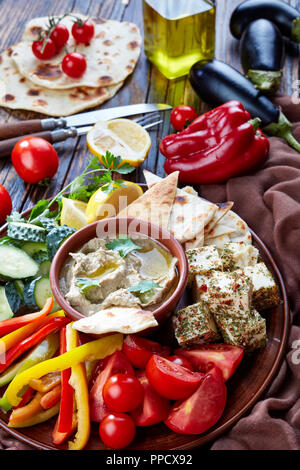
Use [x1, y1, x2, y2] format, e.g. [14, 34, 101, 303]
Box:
[204, 210, 252, 248]
[204, 201, 234, 235]
[73, 307, 158, 335]
[117, 171, 179, 228]
[143, 171, 217, 243]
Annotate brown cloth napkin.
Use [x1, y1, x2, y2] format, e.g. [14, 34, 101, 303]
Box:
[1, 97, 300, 451]
[200, 96, 300, 450]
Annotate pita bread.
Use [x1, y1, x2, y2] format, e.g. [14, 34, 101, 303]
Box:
[73, 306, 158, 335]
[204, 210, 252, 247]
[12, 15, 141, 89]
[117, 171, 179, 229]
[143, 171, 217, 243]
[0, 48, 122, 116]
[204, 201, 234, 235]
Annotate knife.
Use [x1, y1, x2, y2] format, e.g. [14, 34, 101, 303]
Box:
[0, 118, 163, 158]
[0, 103, 171, 141]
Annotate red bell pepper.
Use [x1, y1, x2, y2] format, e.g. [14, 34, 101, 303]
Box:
[13, 386, 35, 409]
[0, 316, 69, 374]
[161, 102, 270, 184]
[54, 327, 74, 435]
[0, 298, 54, 337]
[161, 101, 252, 159]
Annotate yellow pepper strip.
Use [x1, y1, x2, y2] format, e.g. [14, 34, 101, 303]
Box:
[8, 402, 60, 428]
[6, 333, 123, 407]
[8, 392, 43, 426]
[0, 311, 65, 352]
[66, 323, 90, 451]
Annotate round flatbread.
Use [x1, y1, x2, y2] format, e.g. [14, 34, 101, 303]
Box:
[0, 48, 123, 116]
[11, 15, 141, 89]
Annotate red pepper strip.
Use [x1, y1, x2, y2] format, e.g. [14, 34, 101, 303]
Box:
[164, 119, 269, 184]
[13, 387, 35, 410]
[160, 101, 252, 158]
[52, 414, 77, 446]
[40, 384, 61, 410]
[55, 327, 74, 434]
[0, 316, 69, 374]
[0, 298, 54, 337]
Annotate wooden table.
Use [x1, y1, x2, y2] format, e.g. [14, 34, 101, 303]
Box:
[0, 0, 299, 214]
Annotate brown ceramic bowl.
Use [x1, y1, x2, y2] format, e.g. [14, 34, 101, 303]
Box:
[50, 217, 188, 328]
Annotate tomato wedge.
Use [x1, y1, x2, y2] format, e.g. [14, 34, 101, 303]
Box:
[89, 351, 134, 422]
[123, 335, 170, 369]
[131, 371, 170, 427]
[164, 366, 227, 435]
[146, 355, 203, 400]
[174, 344, 244, 382]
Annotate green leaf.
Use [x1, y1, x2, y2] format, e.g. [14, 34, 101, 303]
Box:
[105, 235, 141, 258]
[116, 162, 135, 174]
[76, 277, 100, 294]
[28, 200, 49, 221]
[128, 280, 162, 294]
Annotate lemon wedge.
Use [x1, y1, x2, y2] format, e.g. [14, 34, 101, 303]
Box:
[86, 118, 151, 168]
[60, 197, 88, 230]
[85, 181, 143, 224]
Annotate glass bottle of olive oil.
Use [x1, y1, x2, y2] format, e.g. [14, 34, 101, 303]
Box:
[143, 0, 216, 79]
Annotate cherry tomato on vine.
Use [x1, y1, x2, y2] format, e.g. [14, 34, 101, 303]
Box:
[99, 412, 136, 449]
[71, 20, 95, 44]
[11, 137, 59, 184]
[170, 105, 197, 131]
[32, 38, 57, 60]
[62, 52, 87, 78]
[103, 373, 144, 413]
[50, 23, 69, 49]
[0, 185, 12, 224]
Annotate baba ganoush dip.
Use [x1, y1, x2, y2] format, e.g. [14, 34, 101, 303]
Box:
[59, 235, 178, 316]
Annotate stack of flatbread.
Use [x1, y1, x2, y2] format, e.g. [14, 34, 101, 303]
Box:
[118, 170, 252, 249]
[0, 15, 141, 116]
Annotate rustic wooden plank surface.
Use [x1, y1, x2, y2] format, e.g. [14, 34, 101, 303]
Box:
[0, 0, 299, 216]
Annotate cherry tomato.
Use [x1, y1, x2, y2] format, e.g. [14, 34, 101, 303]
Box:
[99, 412, 136, 449]
[131, 371, 170, 427]
[166, 355, 194, 371]
[174, 344, 244, 382]
[50, 23, 69, 49]
[123, 335, 170, 369]
[0, 185, 12, 224]
[90, 351, 134, 422]
[11, 137, 59, 184]
[103, 373, 144, 413]
[32, 38, 57, 60]
[62, 52, 87, 78]
[170, 105, 197, 131]
[164, 366, 227, 435]
[71, 20, 95, 44]
[146, 355, 203, 400]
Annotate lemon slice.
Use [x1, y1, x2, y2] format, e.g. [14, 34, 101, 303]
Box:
[86, 118, 151, 168]
[85, 181, 143, 224]
[60, 197, 88, 230]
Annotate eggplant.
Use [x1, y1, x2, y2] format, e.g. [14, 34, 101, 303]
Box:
[230, 0, 300, 43]
[240, 19, 285, 94]
[189, 59, 300, 152]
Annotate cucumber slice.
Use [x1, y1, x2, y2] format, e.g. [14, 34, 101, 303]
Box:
[33, 251, 51, 276]
[5, 281, 23, 313]
[46, 225, 76, 260]
[21, 241, 47, 257]
[24, 276, 59, 312]
[0, 245, 39, 280]
[0, 286, 14, 320]
[8, 222, 46, 243]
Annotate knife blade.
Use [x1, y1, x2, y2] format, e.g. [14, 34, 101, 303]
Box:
[0, 103, 172, 142]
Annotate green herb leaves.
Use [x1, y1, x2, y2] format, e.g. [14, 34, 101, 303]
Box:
[128, 280, 162, 295]
[76, 277, 100, 294]
[105, 235, 141, 258]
